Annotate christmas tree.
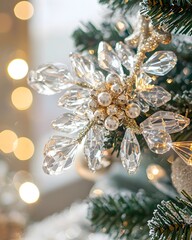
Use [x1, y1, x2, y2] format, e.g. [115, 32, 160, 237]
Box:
[28, 0, 192, 239]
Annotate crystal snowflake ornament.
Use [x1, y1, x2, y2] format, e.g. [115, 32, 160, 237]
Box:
[28, 17, 191, 175]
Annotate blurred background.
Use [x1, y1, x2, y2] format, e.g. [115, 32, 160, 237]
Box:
[1, 1, 191, 239]
[0, 0, 110, 238]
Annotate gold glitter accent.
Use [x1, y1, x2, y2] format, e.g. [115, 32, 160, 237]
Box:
[171, 158, 192, 195]
[123, 118, 142, 134]
[77, 120, 95, 143]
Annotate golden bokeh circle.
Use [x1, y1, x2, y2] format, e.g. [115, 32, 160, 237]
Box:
[14, 1, 34, 20]
[14, 137, 34, 160]
[8, 59, 28, 80]
[19, 182, 40, 204]
[11, 87, 33, 110]
[0, 130, 18, 153]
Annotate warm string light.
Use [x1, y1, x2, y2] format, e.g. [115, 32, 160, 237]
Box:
[11, 87, 33, 110]
[19, 182, 40, 204]
[14, 137, 34, 161]
[14, 1, 34, 20]
[146, 164, 166, 181]
[90, 188, 104, 197]
[7, 58, 28, 80]
[0, 131, 34, 161]
[0, 130, 18, 153]
[116, 20, 126, 32]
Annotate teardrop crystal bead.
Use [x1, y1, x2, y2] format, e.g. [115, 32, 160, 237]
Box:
[43, 136, 78, 175]
[140, 111, 190, 134]
[136, 97, 149, 113]
[70, 53, 95, 86]
[98, 41, 123, 75]
[171, 142, 192, 165]
[139, 86, 171, 107]
[120, 129, 141, 174]
[92, 71, 105, 85]
[58, 86, 90, 112]
[143, 51, 177, 76]
[84, 125, 106, 171]
[28, 63, 74, 95]
[136, 72, 153, 90]
[51, 113, 88, 139]
[115, 41, 135, 70]
[143, 129, 172, 154]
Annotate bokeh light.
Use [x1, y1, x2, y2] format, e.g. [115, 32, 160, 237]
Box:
[146, 164, 166, 181]
[14, 137, 34, 160]
[14, 1, 34, 20]
[0, 130, 18, 153]
[19, 182, 40, 204]
[0, 13, 12, 33]
[11, 87, 33, 110]
[7, 59, 28, 80]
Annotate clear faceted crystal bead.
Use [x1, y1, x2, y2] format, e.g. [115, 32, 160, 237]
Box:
[171, 141, 192, 165]
[139, 86, 171, 107]
[115, 41, 135, 70]
[143, 51, 177, 76]
[84, 125, 106, 171]
[120, 129, 141, 174]
[70, 53, 95, 85]
[98, 41, 123, 75]
[58, 86, 90, 112]
[28, 63, 74, 95]
[140, 111, 190, 134]
[135, 97, 149, 113]
[143, 129, 172, 154]
[92, 71, 105, 86]
[43, 136, 78, 175]
[136, 72, 153, 90]
[51, 113, 88, 139]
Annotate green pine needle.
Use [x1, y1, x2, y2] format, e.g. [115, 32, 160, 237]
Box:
[141, 0, 192, 35]
[148, 190, 192, 240]
[72, 21, 132, 52]
[99, 0, 141, 10]
[88, 190, 162, 239]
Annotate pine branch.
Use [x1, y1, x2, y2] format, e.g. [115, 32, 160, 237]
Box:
[72, 21, 132, 52]
[141, 0, 192, 36]
[148, 190, 192, 240]
[88, 190, 162, 239]
[99, 0, 140, 11]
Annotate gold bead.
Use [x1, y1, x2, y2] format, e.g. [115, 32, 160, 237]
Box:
[104, 116, 119, 131]
[125, 103, 141, 119]
[97, 92, 112, 107]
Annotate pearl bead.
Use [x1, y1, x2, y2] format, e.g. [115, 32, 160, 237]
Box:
[94, 109, 106, 121]
[111, 84, 123, 95]
[107, 105, 118, 115]
[88, 99, 97, 109]
[105, 116, 119, 131]
[125, 103, 141, 119]
[106, 73, 121, 85]
[97, 92, 112, 107]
